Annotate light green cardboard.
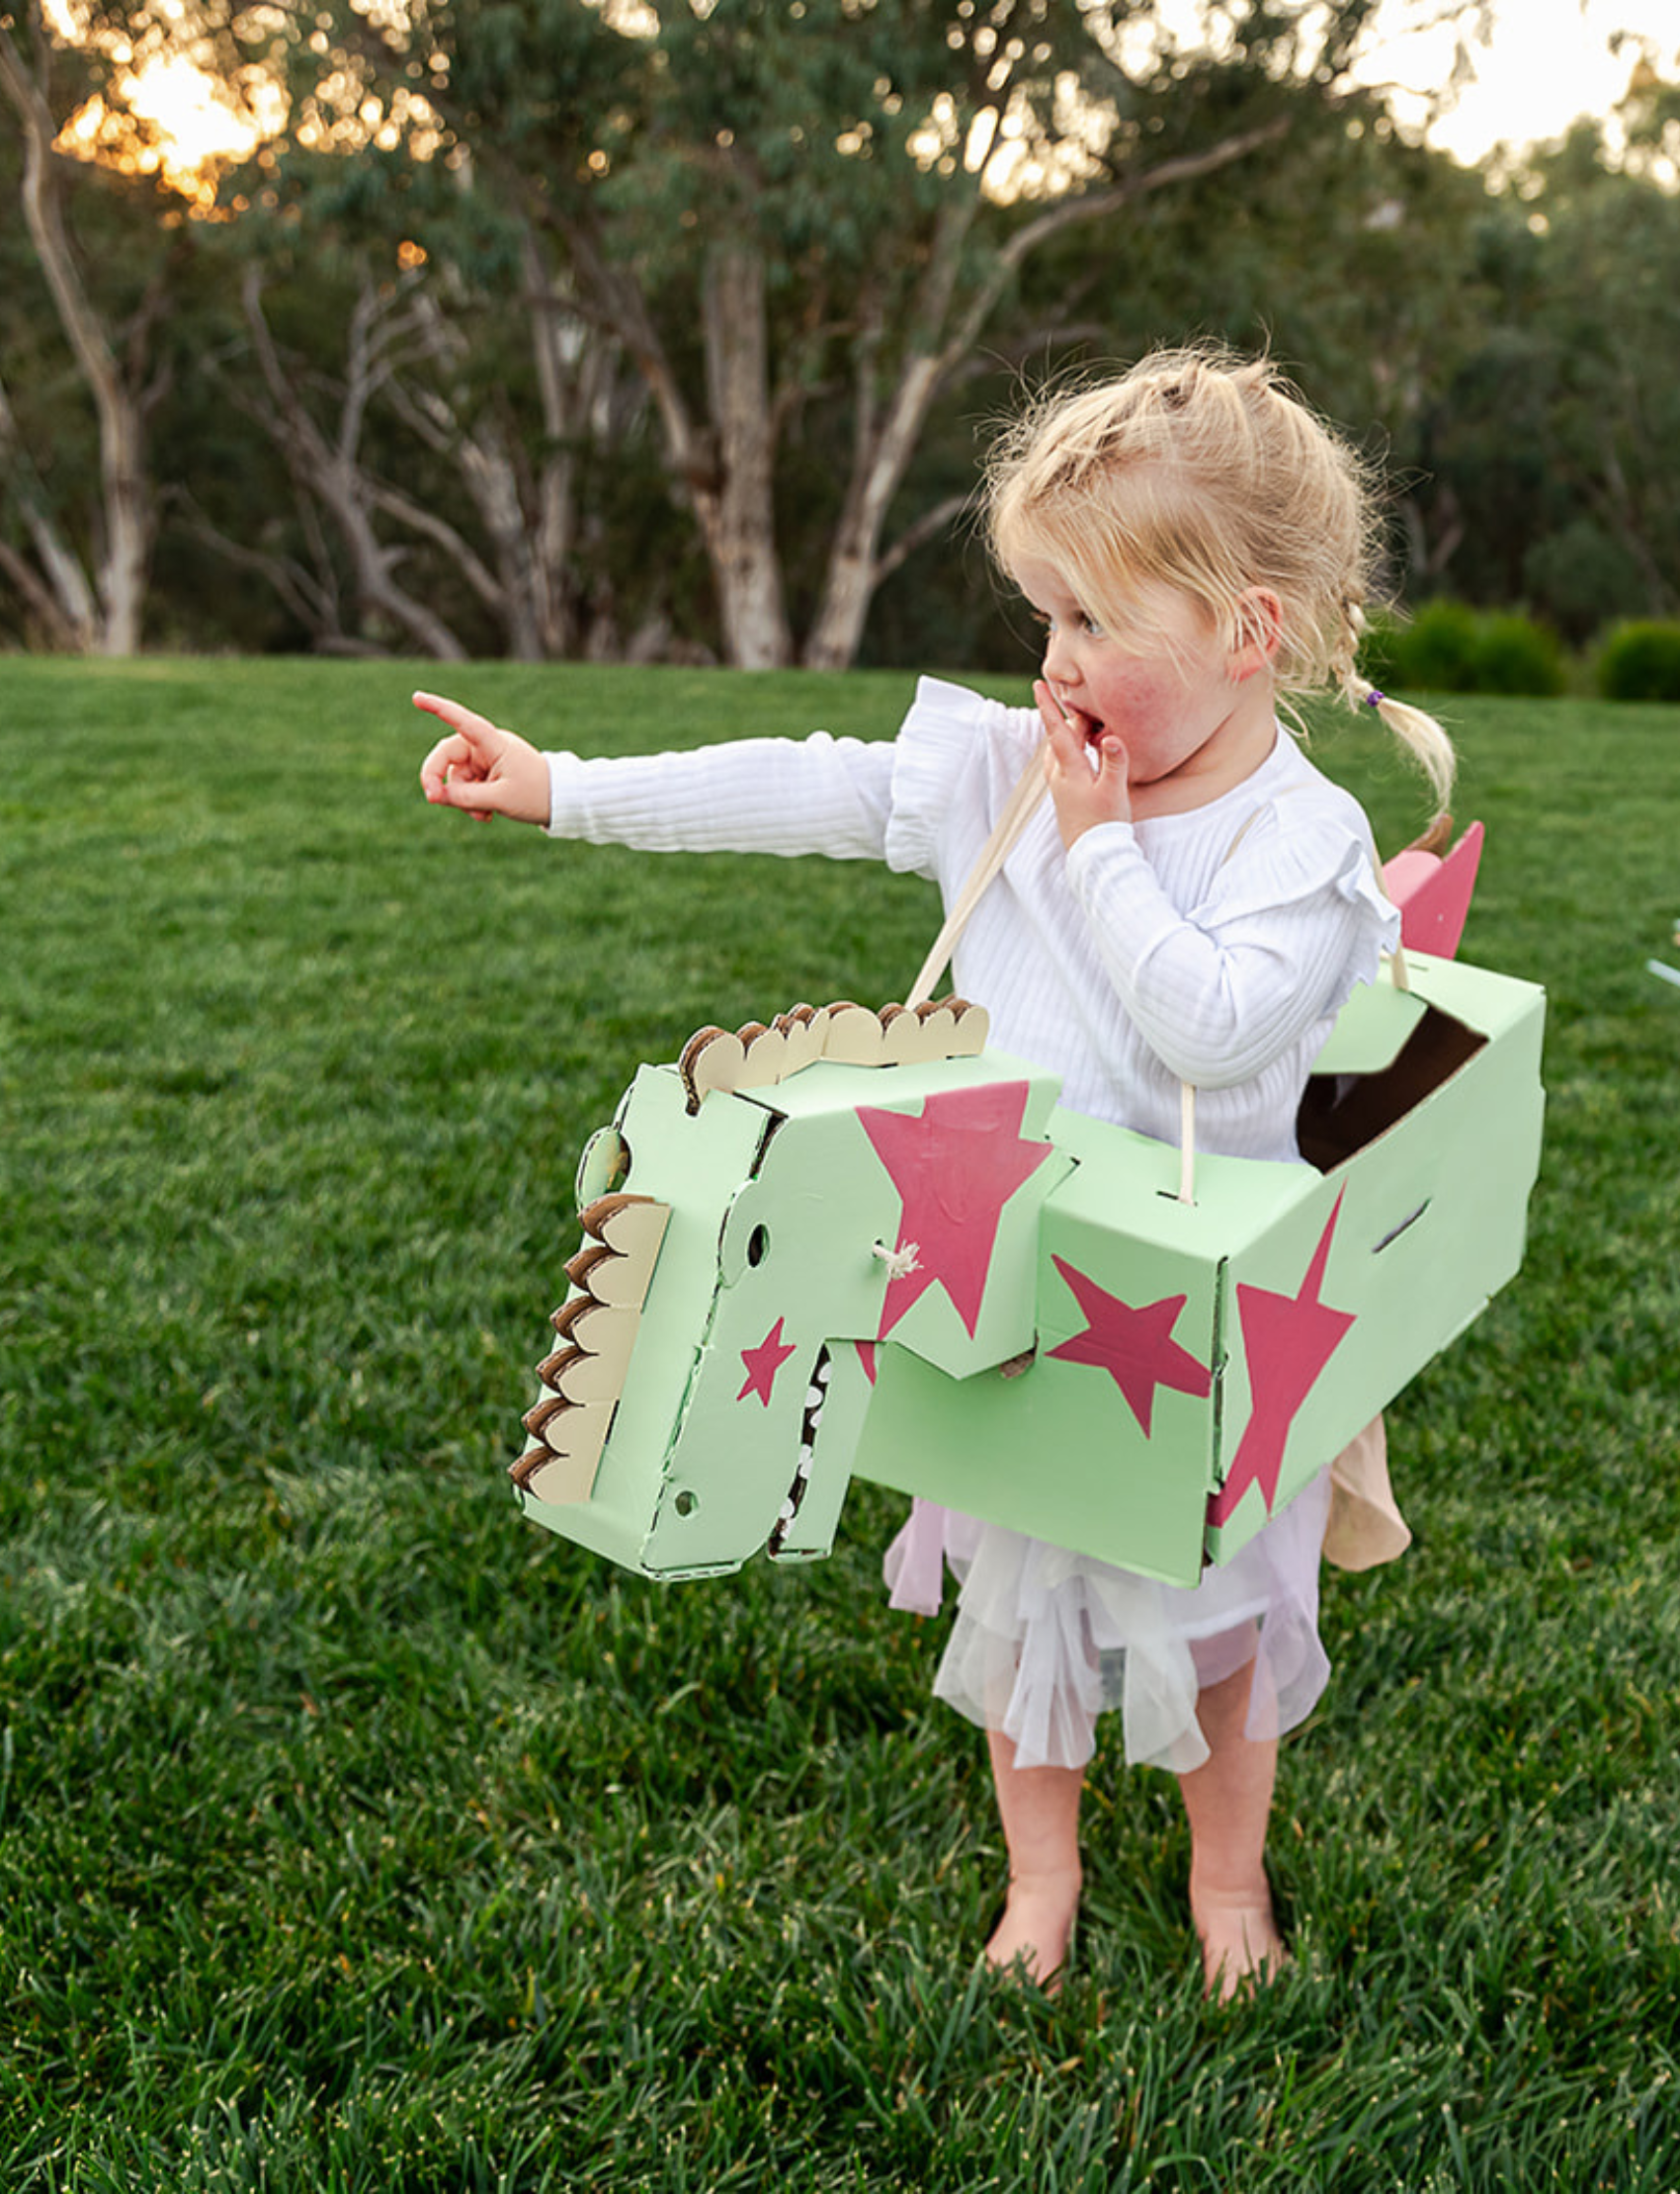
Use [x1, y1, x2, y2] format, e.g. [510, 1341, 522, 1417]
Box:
[514, 954, 1545, 1585]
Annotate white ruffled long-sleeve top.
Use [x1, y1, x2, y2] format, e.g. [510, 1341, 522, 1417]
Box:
[545, 676, 1397, 1161]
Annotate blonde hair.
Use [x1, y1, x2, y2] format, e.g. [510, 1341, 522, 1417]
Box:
[983, 345, 1454, 818]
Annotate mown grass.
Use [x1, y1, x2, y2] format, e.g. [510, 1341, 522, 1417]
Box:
[1, 657, 1677, 2191]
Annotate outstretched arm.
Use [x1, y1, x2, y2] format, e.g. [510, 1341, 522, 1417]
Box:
[415, 690, 550, 824]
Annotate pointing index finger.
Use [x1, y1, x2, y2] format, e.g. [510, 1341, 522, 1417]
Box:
[412, 689, 494, 739]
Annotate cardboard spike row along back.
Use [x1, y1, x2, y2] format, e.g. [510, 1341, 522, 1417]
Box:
[511, 828, 1545, 1587]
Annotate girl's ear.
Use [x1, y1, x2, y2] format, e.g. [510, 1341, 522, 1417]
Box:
[1229, 588, 1284, 680]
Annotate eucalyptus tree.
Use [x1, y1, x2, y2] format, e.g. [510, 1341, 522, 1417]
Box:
[8, 0, 1494, 662]
[169, 111, 672, 663]
[1503, 111, 1680, 633]
[0, 1, 181, 650]
[1404, 90, 1680, 638]
[216, 0, 1487, 668]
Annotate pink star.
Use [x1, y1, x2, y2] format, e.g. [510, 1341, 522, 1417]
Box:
[1047, 1256, 1212, 1435]
[1208, 1193, 1356, 1527]
[859, 1082, 1052, 1341]
[737, 1316, 798, 1407]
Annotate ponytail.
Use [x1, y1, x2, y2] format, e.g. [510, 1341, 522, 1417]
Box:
[1343, 605, 1456, 824]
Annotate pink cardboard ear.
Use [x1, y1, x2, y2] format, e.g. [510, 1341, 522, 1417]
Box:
[1381, 821, 1484, 960]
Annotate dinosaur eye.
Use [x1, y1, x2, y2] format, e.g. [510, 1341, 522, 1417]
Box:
[746, 1224, 771, 1268]
[575, 1125, 630, 1207]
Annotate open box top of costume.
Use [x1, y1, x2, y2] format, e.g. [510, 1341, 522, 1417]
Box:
[508, 840, 1545, 1584]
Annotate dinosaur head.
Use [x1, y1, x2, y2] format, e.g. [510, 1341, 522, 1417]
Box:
[510, 999, 1067, 1577]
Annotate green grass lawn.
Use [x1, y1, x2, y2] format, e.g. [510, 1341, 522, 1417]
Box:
[2, 657, 1677, 2191]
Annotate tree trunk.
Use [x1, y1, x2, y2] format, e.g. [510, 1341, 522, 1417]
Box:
[0, 370, 100, 646]
[0, 7, 151, 653]
[803, 354, 945, 673]
[239, 269, 468, 660]
[802, 117, 1296, 671]
[700, 242, 792, 669]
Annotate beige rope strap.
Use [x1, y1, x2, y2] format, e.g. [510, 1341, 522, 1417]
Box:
[905, 734, 1227, 1203]
[905, 737, 1050, 1010]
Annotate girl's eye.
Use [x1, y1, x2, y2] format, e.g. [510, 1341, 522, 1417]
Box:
[1028, 606, 1102, 637]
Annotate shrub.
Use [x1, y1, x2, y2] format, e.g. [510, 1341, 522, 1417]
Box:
[1595, 620, 1680, 703]
[1355, 607, 1404, 691]
[1472, 613, 1567, 697]
[1361, 601, 1567, 698]
[1386, 600, 1483, 692]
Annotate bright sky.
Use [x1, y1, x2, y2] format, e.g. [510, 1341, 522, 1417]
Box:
[1360, 0, 1678, 162]
[45, 0, 1680, 197]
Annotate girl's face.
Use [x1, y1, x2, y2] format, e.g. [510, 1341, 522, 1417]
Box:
[1011, 554, 1269, 795]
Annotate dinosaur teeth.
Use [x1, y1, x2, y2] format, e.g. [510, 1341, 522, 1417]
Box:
[517, 1192, 671, 1506]
[768, 1345, 834, 1559]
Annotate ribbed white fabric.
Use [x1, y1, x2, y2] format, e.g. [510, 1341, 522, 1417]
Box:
[546, 676, 1395, 1159]
[545, 674, 1400, 1771]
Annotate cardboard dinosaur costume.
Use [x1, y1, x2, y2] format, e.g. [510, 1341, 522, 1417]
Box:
[510, 823, 1545, 1586]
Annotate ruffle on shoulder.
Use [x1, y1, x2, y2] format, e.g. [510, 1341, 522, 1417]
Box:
[1195, 783, 1395, 932]
[1191, 789, 1400, 1031]
[882, 677, 1042, 884]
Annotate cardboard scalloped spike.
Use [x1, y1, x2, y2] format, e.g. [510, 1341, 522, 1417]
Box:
[678, 996, 991, 1106]
[680, 1026, 747, 1112]
[533, 1344, 624, 1407]
[944, 999, 989, 1057]
[513, 1192, 671, 1503]
[575, 1193, 671, 1297]
[820, 1001, 886, 1063]
[514, 1452, 596, 1503]
[877, 1005, 922, 1065]
[511, 1414, 606, 1503]
[775, 1004, 830, 1076]
[733, 1020, 789, 1091]
[547, 1296, 641, 1383]
[909, 1001, 959, 1056]
[882, 999, 970, 1064]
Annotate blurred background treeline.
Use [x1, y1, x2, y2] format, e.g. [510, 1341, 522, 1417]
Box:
[4, 0, 1680, 694]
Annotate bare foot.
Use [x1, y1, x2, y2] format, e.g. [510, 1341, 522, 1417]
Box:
[985, 1868, 1081, 1992]
[1191, 1884, 1288, 2001]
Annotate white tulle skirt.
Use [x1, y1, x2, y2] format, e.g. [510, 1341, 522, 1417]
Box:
[882, 1471, 1334, 1775]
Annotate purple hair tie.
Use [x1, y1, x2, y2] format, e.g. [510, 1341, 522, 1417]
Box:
[1365, 688, 1386, 708]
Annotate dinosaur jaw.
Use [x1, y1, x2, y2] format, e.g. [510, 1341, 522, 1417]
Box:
[512, 1192, 670, 1504]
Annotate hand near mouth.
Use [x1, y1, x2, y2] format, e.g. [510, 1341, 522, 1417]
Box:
[1035, 679, 1132, 847]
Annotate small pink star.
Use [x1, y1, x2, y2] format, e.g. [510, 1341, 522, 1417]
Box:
[737, 1316, 798, 1407]
[1048, 1256, 1212, 1434]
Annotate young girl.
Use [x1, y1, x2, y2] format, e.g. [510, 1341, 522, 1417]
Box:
[415, 347, 1451, 2000]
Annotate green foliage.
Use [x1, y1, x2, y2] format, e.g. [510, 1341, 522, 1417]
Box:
[2, 659, 1679, 2188]
[9, 10, 1680, 685]
[1521, 518, 1649, 646]
[1364, 599, 1480, 691]
[1364, 601, 1566, 697]
[1470, 611, 1569, 696]
[1417, 124, 1680, 637]
[1595, 620, 1680, 704]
